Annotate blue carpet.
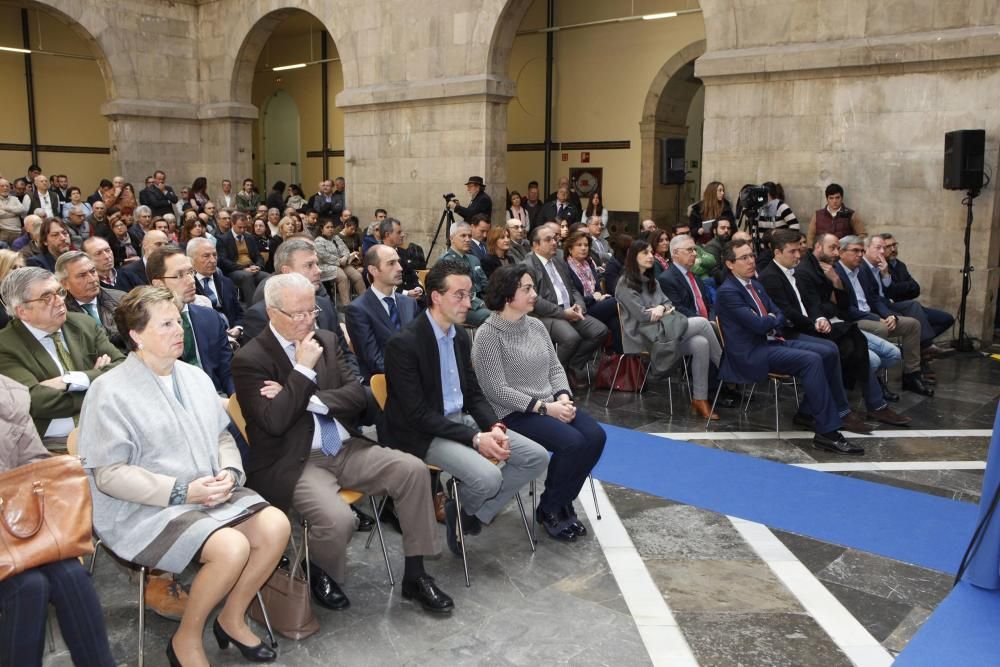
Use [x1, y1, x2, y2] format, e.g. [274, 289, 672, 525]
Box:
[595, 424, 978, 573]
[894, 581, 1000, 666]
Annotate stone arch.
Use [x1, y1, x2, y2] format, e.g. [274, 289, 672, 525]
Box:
[639, 40, 707, 225]
[487, 0, 536, 81]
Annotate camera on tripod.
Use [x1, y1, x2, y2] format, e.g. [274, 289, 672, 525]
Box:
[442, 193, 456, 204]
[738, 184, 768, 212]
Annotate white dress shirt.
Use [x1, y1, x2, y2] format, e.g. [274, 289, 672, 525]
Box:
[535, 253, 571, 308]
[22, 321, 90, 437]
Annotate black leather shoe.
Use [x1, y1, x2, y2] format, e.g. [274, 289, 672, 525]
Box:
[902, 373, 934, 397]
[879, 378, 900, 402]
[792, 412, 815, 429]
[213, 618, 277, 662]
[401, 575, 454, 614]
[536, 507, 576, 542]
[353, 507, 375, 532]
[166, 635, 182, 667]
[443, 499, 463, 557]
[813, 431, 865, 455]
[716, 395, 737, 409]
[302, 560, 350, 610]
[562, 505, 587, 537]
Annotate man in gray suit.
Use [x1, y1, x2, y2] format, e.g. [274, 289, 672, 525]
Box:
[55, 251, 127, 351]
[522, 225, 608, 389]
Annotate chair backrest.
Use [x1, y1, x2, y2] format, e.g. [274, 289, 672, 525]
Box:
[67, 427, 79, 456]
[416, 269, 428, 288]
[227, 394, 249, 442]
[370, 373, 387, 410]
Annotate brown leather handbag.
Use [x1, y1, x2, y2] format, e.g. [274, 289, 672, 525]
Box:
[0, 455, 95, 581]
[249, 548, 319, 640]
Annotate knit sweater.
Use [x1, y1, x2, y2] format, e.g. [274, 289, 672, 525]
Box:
[471, 312, 571, 418]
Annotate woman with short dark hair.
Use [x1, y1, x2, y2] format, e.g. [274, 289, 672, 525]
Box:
[563, 229, 620, 352]
[481, 225, 513, 278]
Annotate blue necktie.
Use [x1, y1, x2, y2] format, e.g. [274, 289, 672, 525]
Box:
[202, 277, 219, 307]
[318, 414, 343, 457]
[384, 296, 401, 330]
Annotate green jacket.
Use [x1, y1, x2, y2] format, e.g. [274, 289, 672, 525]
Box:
[0, 313, 125, 436]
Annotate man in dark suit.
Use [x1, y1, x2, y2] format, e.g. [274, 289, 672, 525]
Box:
[379, 218, 424, 301]
[148, 247, 234, 395]
[138, 169, 178, 218]
[539, 186, 580, 226]
[345, 245, 420, 381]
[23, 175, 61, 220]
[545, 176, 583, 212]
[115, 230, 170, 291]
[522, 225, 608, 388]
[659, 234, 712, 319]
[757, 230, 908, 426]
[382, 260, 548, 554]
[834, 235, 931, 396]
[0, 267, 123, 447]
[468, 214, 490, 261]
[217, 211, 269, 308]
[232, 272, 453, 614]
[82, 236, 128, 292]
[55, 251, 128, 351]
[187, 237, 245, 336]
[450, 176, 492, 221]
[25, 218, 72, 273]
[308, 179, 345, 220]
[716, 239, 862, 454]
[881, 232, 954, 356]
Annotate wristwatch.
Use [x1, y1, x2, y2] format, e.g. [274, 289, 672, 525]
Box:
[61, 373, 73, 388]
[537, 402, 547, 416]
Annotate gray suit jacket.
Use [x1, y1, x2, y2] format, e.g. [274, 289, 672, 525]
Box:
[521, 252, 586, 319]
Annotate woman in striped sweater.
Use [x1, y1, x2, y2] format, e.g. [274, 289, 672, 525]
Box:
[472, 264, 606, 542]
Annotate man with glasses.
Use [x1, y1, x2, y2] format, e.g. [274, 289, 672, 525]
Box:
[0, 266, 122, 449]
[218, 212, 269, 308]
[56, 250, 127, 351]
[233, 272, 454, 616]
[378, 217, 423, 300]
[505, 218, 529, 261]
[148, 247, 234, 396]
[442, 222, 491, 325]
[717, 239, 863, 454]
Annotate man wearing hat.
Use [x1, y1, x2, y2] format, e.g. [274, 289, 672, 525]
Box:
[450, 176, 493, 221]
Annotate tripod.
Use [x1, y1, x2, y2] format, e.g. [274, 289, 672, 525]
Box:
[954, 188, 980, 352]
[427, 207, 455, 260]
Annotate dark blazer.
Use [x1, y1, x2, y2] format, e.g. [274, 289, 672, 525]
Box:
[232, 327, 367, 511]
[603, 257, 623, 296]
[454, 190, 492, 221]
[382, 312, 497, 460]
[886, 258, 921, 302]
[658, 263, 710, 319]
[793, 252, 850, 321]
[218, 231, 265, 275]
[307, 191, 344, 219]
[187, 303, 235, 395]
[469, 239, 487, 261]
[25, 190, 61, 218]
[25, 251, 57, 272]
[0, 314, 124, 436]
[566, 257, 603, 307]
[242, 292, 362, 380]
[539, 200, 580, 225]
[715, 276, 787, 384]
[833, 262, 886, 321]
[757, 260, 821, 337]
[139, 184, 177, 218]
[195, 269, 245, 328]
[116, 259, 150, 291]
[65, 288, 127, 350]
[521, 252, 585, 319]
[480, 253, 514, 278]
[110, 228, 144, 268]
[344, 289, 419, 380]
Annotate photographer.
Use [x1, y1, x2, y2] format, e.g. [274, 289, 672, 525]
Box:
[449, 176, 493, 221]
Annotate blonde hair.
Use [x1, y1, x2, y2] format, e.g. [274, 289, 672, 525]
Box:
[0, 249, 25, 283]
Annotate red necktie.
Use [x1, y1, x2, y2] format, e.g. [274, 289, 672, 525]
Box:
[745, 282, 769, 316]
[686, 270, 708, 319]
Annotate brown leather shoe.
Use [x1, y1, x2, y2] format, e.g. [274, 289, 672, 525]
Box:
[840, 412, 873, 434]
[691, 399, 719, 420]
[867, 406, 912, 426]
[145, 575, 188, 621]
[434, 491, 447, 524]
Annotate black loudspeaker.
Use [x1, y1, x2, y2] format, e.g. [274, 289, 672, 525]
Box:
[943, 129, 985, 191]
[659, 137, 686, 185]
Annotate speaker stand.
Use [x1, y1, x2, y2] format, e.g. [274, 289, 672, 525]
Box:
[953, 188, 980, 353]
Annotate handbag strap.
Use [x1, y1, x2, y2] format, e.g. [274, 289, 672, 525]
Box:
[0, 482, 45, 539]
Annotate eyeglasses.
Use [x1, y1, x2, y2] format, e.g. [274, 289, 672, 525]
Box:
[23, 287, 67, 306]
[161, 269, 196, 280]
[884, 243, 898, 250]
[841, 247, 863, 254]
[733, 253, 756, 262]
[275, 306, 321, 322]
[676, 246, 697, 254]
[445, 290, 473, 303]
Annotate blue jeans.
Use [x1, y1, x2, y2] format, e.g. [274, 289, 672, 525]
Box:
[863, 331, 901, 369]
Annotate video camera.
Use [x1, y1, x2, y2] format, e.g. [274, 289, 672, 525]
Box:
[442, 193, 456, 204]
[738, 184, 768, 213]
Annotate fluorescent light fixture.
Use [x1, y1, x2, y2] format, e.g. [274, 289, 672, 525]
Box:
[642, 12, 678, 20]
[0, 46, 31, 54]
[272, 63, 306, 71]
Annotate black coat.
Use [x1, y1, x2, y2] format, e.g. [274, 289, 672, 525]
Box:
[139, 184, 177, 218]
[454, 190, 492, 221]
[539, 200, 580, 225]
[886, 258, 921, 302]
[217, 232, 265, 275]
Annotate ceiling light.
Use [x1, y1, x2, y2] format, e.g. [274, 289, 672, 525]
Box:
[0, 46, 31, 54]
[642, 12, 678, 20]
[272, 63, 306, 71]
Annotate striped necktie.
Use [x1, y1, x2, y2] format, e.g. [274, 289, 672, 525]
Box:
[49, 331, 75, 372]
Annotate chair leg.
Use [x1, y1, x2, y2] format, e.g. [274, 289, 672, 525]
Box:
[513, 492, 536, 553]
[706, 382, 724, 430]
[773, 378, 781, 439]
[255, 591, 278, 649]
[682, 357, 693, 398]
[302, 520, 311, 592]
[530, 480, 537, 543]
[604, 355, 626, 406]
[589, 475, 601, 520]
[450, 478, 471, 588]
[365, 496, 388, 550]
[89, 538, 102, 575]
[370, 496, 394, 585]
[744, 383, 757, 412]
[638, 358, 651, 393]
[137, 565, 147, 667]
[667, 376, 674, 416]
[792, 377, 800, 408]
[46, 609, 55, 652]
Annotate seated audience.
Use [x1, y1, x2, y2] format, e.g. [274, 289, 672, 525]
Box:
[315, 218, 365, 307]
[472, 264, 604, 540]
[338, 211, 362, 253]
[540, 186, 580, 226]
[702, 217, 732, 285]
[116, 230, 170, 291]
[251, 218, 272, 260]
[468, 214, 490, 260]
[0, 249, 25, 328]
[717, 239, 864, 454]
[0, 177, 25, 246]
[188, 237, 245, 338]
[233, 273, 454, 614]
[0, 373, 115, 667]
[109, 212, 143, 268]
[62, 204, 90, 248]
[13, 214, 42, 254]
[881, 231, 954, 356]
[506, 191, 530, 230]
[587, 216, 612, 266]
[82, 235, 126, 291]
[56, 250, 127, 351]
[603, 234, 631, 296]
[235, 178, 260, 213]
[442, 222, 492, 325]
[805, 183, 865, 245]
[26, 217, 72, 272]
[217, 211, 269, 308]
[379, 217, 423, 300]
[616, 240, 722, 420]
[79, 286, 288, 667]
[522, 224, 608, 389]
[345, 245, 420, 380]
[263, 215, 297, 273]
[564, 229, 620, 351]
[647, 228, 670, 278]
[659, 234, 714, 319]
[506, 218, 531, 262]
[382, 261, 549, 548]
[671, 221, 717, 286]
[481, 224, 515, 278]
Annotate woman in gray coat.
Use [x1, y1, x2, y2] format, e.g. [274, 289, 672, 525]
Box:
[78, 287, 290, 666]
[615, 239, 722, 420]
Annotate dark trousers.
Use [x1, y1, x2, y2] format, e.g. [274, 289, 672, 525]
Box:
[586, 296, 622, 352]
[764, 341, 841, 434]
[504, 408, 606, 513]
[0, 559, 115, 667]
[790, 335, 850, 417]
[924, 306, 954, 339]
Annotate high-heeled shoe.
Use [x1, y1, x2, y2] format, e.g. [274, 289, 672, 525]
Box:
[212, 617, 277, 663]
[166, 635, 185, 667]
[691, 399, 719, 420]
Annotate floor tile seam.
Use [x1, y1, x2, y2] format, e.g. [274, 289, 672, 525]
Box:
[651, 429, 992, 440]
[795, 462, 987, 472]
[727, 516, 895, 667]
[579, 480, 700, 667]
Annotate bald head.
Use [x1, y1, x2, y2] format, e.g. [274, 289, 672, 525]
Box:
[142, 230, 169, 255]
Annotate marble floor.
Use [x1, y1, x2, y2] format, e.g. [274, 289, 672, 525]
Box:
[42, 349, 999, 666]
